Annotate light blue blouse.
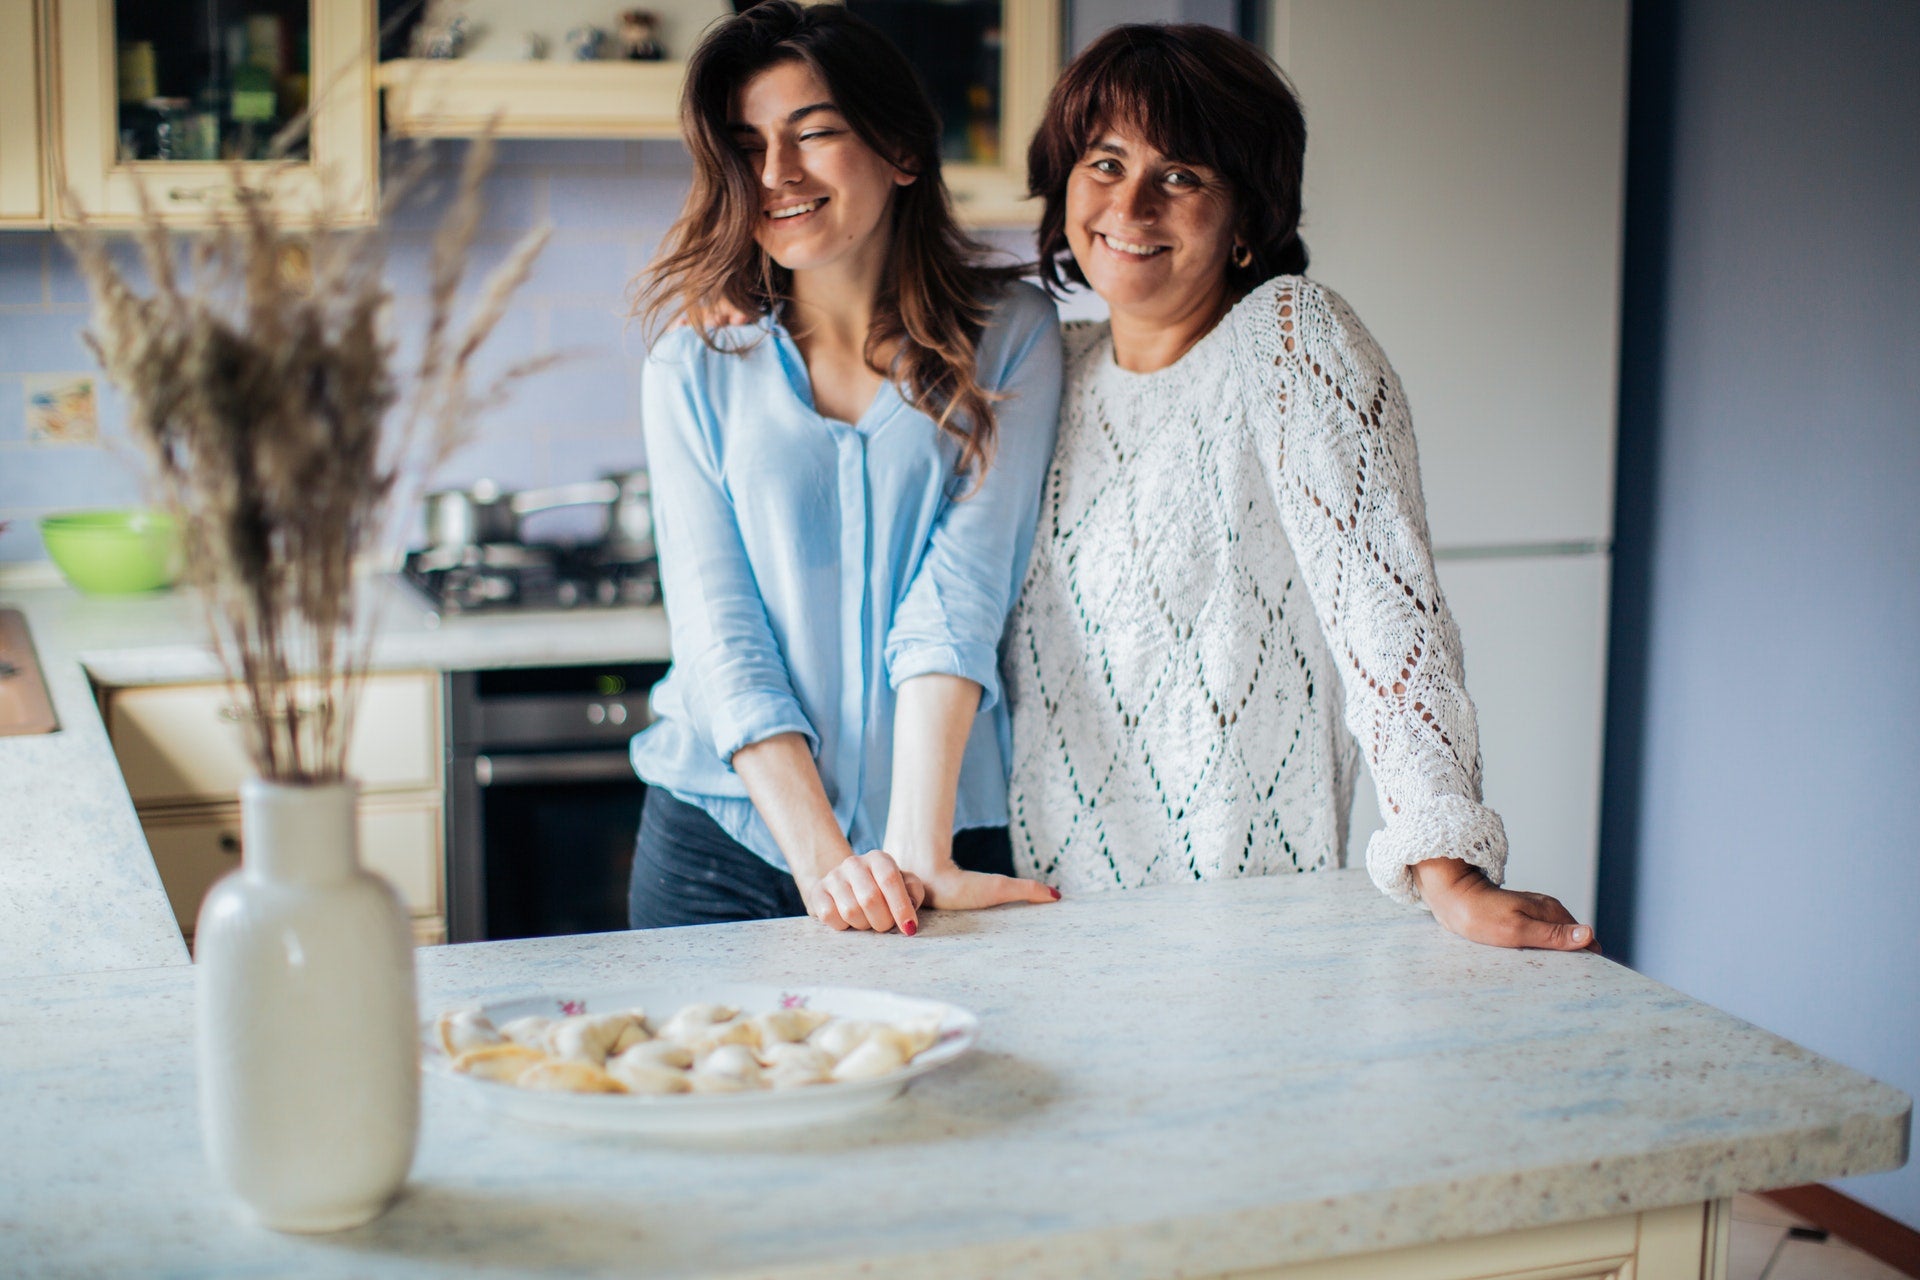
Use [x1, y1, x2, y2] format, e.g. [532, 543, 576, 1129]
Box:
[629, 282, 1063, 871]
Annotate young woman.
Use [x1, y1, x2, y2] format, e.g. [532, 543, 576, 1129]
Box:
[1004, 25, 1595, 951]
[627, 1, 1062, 934]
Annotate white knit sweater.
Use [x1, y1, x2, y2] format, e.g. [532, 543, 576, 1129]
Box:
[1003, 277, 1507, 905]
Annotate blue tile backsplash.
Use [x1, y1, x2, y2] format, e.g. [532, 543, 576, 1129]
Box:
[0, 139, 691, 563]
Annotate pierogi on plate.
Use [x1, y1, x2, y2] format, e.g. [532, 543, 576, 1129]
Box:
[434, 1000, 946, 1096]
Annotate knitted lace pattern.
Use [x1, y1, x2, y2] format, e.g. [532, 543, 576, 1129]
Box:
[1003, 277, 1507, 905]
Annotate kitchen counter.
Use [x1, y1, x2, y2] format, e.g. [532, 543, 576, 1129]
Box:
[2, 871, 1908, 1278]
[0, 575, 670, 982]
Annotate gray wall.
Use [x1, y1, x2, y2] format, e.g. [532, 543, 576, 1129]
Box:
[1600, 0, 1920, 1227]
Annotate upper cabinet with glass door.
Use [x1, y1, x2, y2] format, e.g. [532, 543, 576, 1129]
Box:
[845, 0, 1057, 224]
[48, 0, 378, 227]
[377, 0, 1058, 227]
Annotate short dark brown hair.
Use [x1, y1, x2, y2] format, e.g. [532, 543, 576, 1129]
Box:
[1027, 23, 1309, 295]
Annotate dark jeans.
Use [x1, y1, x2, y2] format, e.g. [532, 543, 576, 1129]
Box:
[627, 788, 1013, 930]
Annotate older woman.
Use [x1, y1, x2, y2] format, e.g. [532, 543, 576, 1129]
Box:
[1004, 24, 1593, 951]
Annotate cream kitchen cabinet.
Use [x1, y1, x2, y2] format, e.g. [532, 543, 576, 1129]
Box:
[379, 0, 1059, 226]
[0, 0, 47, 225]
[43, 0, 378, 227]
[104, 671, 447, 947]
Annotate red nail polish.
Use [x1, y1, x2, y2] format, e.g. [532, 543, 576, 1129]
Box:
[1050, 886, 1062, 900]
[902, 920, 917, 936]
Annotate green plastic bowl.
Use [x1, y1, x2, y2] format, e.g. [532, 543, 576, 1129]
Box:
[39, 510, 183, 595]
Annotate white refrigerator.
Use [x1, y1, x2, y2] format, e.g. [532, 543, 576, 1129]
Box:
[1278, 0, 1631, 922]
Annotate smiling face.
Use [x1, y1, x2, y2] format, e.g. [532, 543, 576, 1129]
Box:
[729, 59, 915, 280]
[1064, 123, 1240, 328]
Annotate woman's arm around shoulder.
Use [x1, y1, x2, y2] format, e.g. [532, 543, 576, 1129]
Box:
[1240, 279, 1594, 952]
[881, 281, 1063, 715]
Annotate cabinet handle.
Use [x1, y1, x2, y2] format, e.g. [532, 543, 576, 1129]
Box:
[218, 833, 241, 856]
[219, 700, 332, 724]
[165, 186, 266, 204]
[474, 751, 638, 787]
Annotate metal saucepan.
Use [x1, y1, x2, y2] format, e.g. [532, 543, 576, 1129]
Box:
[600, 469, 654, 562]
[423, 480, 519, 550]
[422, 472, 653, 559]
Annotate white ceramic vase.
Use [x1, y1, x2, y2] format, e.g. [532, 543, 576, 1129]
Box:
[195, 778, 420, 1233]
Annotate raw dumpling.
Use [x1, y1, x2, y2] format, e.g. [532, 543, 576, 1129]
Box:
[499, 1015, 553, 1046]
[690, 1044, 764, 1092]
[831, 1037, 908, 1082]
[751, 1007, 832, 1045]
[610, 1008, 653, 1051]
[519, 1060, 626, 1094]
[863, 1019, 942, 1062]
[764, 1045, 833, 1089]
[894, 1016, 943, 1059]
[613, 1040, 695, 1071]
[659, 1003, 743, 1043]
[685, 1017, 762, 1056]
[435, 1009, 505, 1056]
[451, 1043, 547, 1083]
[758, 1042, 835, 1074]
[807, 1018, 874, 1062]
[607, 1055, 692, 1094]
[547, 1012, 645, 1066]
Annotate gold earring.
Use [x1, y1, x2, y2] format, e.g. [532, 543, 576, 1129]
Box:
[1232, 242, 1254, 270]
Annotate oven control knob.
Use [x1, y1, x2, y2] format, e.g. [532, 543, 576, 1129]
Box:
[608, 703, 628, 725]
[587, 703, 606, 725]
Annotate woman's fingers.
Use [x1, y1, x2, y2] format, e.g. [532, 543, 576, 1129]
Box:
[859, 852, 920, 936]
[925, 869, 1061, 911]
[823, 875, 873, 931]
[902, 871, 929, 909]
[1506, 912, 1594, 951]
[1518, 892, 1600, 951]
[804, 886, 848, 930]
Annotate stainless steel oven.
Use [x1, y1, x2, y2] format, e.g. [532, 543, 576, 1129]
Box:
[445, 663, 668, 942]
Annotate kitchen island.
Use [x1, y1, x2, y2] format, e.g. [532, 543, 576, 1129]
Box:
[2, 871, 1907, 1279]
[0, 575, 669, 981]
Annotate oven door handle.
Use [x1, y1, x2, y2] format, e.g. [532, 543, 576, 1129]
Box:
[473, 750, 639, 787]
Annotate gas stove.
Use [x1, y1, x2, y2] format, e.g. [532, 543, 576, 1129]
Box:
[401, 540, 660, 615]
[402, 472, 659, 616]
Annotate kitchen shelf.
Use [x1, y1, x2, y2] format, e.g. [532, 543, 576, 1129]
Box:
[375, 0, 1058, 227]
[379, 58, 685, 140]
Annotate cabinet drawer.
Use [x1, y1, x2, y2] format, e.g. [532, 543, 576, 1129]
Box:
[359, 800, 444, 917]
[144, 796, 444, 934]
[109, 673, 442, 806]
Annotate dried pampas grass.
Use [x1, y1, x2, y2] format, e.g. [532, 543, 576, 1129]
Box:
[62, 139, 551, 782]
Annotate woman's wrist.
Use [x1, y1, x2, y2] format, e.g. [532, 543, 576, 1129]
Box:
[786, 839, 855, 889]
[880, 831, 954, 879]
[1410, 856, 1480, 901]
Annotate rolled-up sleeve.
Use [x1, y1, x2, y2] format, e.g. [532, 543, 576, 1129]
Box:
[643, 334, 818, 763]
[884, 293, 1063, 714]
[1245, 281, 1508, 906]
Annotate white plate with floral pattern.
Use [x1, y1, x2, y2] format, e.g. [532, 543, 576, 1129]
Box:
[422, 982, 978, 1134]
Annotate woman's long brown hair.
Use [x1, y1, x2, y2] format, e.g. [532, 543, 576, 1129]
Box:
[638, 1, 1011, 477]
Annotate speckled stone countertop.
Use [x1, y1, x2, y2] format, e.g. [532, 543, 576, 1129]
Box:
[1, 872, 1908, 1278]
[0, 576, 668, 983]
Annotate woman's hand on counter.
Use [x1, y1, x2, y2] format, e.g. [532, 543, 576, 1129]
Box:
[908, 859, 1062, 914]
[1412, 858, 1598, 952]
[795, 850, 928, 935]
